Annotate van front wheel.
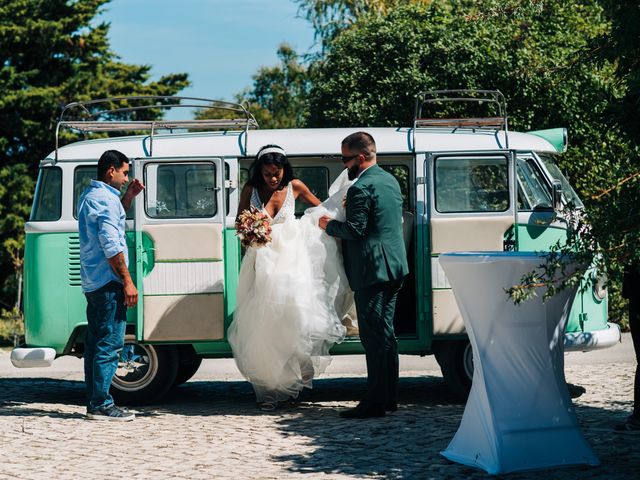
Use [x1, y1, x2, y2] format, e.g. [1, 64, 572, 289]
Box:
[111, 335, 179, 405]
[433, 339, 474, 400]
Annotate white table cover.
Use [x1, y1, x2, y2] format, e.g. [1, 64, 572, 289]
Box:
[439, 252, 599, 474]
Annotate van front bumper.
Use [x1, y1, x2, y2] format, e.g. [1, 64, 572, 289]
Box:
[564, 322, 621, 352]
[10, 347, 56, 368]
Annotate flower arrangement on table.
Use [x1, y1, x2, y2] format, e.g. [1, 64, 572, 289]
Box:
[235, 206, 272, 248]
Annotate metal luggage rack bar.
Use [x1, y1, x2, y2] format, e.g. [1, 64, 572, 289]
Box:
[55, 96, 259, 160]
[413, 89, 509, 149]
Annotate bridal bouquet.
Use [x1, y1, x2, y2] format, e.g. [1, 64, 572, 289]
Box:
[236, 206, 272, 248]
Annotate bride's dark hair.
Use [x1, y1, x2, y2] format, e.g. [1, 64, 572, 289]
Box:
[248, 144, 295, 188]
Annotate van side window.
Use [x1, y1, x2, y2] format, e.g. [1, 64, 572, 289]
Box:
[381, 165, 410, 210]
[145, 162, 217, 218]
[30, 167, 62, 221]
[292, 167, 329, 215]
[435, 157, 509, 213]
[73, 166, 134, 219]
[516, 157, 552, 210]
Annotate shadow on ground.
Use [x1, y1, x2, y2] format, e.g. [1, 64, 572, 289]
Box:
[0, 376, 636, 479]
[0, 374, 459, 417]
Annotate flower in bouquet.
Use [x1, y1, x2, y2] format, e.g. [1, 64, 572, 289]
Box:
[236, 206, 272, 248]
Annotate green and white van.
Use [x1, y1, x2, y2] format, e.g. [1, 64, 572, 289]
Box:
[11, 91, 620, 403]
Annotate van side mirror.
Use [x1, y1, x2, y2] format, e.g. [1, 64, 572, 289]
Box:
[551, 179, 563, 210]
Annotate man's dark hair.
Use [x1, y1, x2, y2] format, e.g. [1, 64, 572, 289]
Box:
[342, 132, 377, 160]
[248, 144, 294, 188]
[97, 150, 129, 181]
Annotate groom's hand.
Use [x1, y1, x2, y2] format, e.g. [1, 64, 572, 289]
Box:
[318, 215, 332, 230]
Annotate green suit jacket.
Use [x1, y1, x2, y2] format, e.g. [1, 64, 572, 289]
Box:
[326, 164, 409, 291]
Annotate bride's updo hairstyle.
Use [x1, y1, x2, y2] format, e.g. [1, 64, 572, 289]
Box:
[248, 144, 295, 188]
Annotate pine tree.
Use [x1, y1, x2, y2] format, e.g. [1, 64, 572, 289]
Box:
[0, 0, 189, 307]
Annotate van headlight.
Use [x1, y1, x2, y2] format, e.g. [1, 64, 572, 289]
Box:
[592, 273, 607, 301]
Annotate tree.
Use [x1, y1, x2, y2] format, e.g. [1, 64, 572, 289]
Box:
[505, 1, 640, 316]
[199, 44, 310, 129]
[0, 0, 189, 308]
[295, 0, 433, 50]
[242, 44, 310, 129]
[304, 0, 640, 322]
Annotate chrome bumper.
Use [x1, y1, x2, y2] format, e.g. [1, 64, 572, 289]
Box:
[10, 347, 56, 368]
[564, 322, 622, 352]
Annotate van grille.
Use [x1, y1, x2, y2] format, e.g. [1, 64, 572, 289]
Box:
[68, 235, 81, 286]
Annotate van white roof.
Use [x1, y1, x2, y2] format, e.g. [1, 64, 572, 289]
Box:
[47, 127, 557, 163]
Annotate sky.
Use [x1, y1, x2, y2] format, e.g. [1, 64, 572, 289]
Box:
[99, 0, 317, 114]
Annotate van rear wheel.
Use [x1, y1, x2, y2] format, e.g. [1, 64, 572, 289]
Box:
[111, 334, 179, 405]
[433, 339, 474, 400]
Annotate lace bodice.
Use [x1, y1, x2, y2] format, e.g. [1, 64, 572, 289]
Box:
[250, 183, 295, 225]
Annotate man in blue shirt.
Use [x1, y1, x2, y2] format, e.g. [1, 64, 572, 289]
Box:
[78, 150, 143, 421]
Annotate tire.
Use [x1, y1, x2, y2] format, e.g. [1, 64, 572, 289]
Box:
[172, 345, 203, 387]
[433, 339, 474, 400]
[111, 334, 179, 405]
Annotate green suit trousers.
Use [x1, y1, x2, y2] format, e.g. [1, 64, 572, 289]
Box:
[354, 278, 404, 408]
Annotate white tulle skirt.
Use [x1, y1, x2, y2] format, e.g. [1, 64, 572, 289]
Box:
[227, 181, 353, 403]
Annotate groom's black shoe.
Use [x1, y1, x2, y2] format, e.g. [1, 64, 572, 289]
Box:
[385, 402, 398, 412]
[340, 403, 385, 419]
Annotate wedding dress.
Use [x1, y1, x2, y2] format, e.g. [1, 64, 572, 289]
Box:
[227, 171, 354, 405]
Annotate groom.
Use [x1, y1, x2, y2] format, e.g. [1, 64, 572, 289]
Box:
[319, 132, 409, 418]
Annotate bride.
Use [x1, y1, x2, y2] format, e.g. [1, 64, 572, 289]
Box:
[227, 144, 353, 410]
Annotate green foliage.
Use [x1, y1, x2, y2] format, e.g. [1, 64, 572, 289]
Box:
[308, 1, 612, 130]
[0, 164, 34, 302]
[240, 44, 311, 129]
[0, 308, 24, 346]
[295, 0, 433, 49]
[504, 0, 640, 316]
[197, 44, 309, 129]
[0, 0, 189, 308]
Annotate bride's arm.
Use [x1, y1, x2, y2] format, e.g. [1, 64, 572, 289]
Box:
[292, 179, 321, 207]
[236, 183, 253, 224]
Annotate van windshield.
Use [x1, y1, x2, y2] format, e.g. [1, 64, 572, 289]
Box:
[30, 167, 62, 221]
[537, 153, 584, 208]
[516, 157, 552, 210]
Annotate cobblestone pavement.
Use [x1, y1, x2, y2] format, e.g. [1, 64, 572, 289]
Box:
[0, 344, 637, 479]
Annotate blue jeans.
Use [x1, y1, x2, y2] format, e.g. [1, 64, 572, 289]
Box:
[84, 281, 127, 410]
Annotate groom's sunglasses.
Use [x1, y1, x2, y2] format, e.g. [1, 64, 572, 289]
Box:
[341, 154, 359, 163]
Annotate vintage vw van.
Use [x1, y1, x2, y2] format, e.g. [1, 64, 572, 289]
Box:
[12, 91, 620, 403]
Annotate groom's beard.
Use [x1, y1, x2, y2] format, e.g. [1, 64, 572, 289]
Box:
[347, 164, 360, 180]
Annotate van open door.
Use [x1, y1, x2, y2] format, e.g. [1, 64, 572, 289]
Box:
[133, 157, 227, 343]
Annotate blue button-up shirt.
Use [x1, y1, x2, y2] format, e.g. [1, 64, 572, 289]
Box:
[78, 180, 128, 293]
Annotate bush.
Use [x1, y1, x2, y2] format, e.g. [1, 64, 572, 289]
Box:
[0, 308, 25, 347]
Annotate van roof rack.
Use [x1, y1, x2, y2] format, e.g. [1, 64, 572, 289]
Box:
[413, 89, 509, 149]
[55, 96, 259, 160]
